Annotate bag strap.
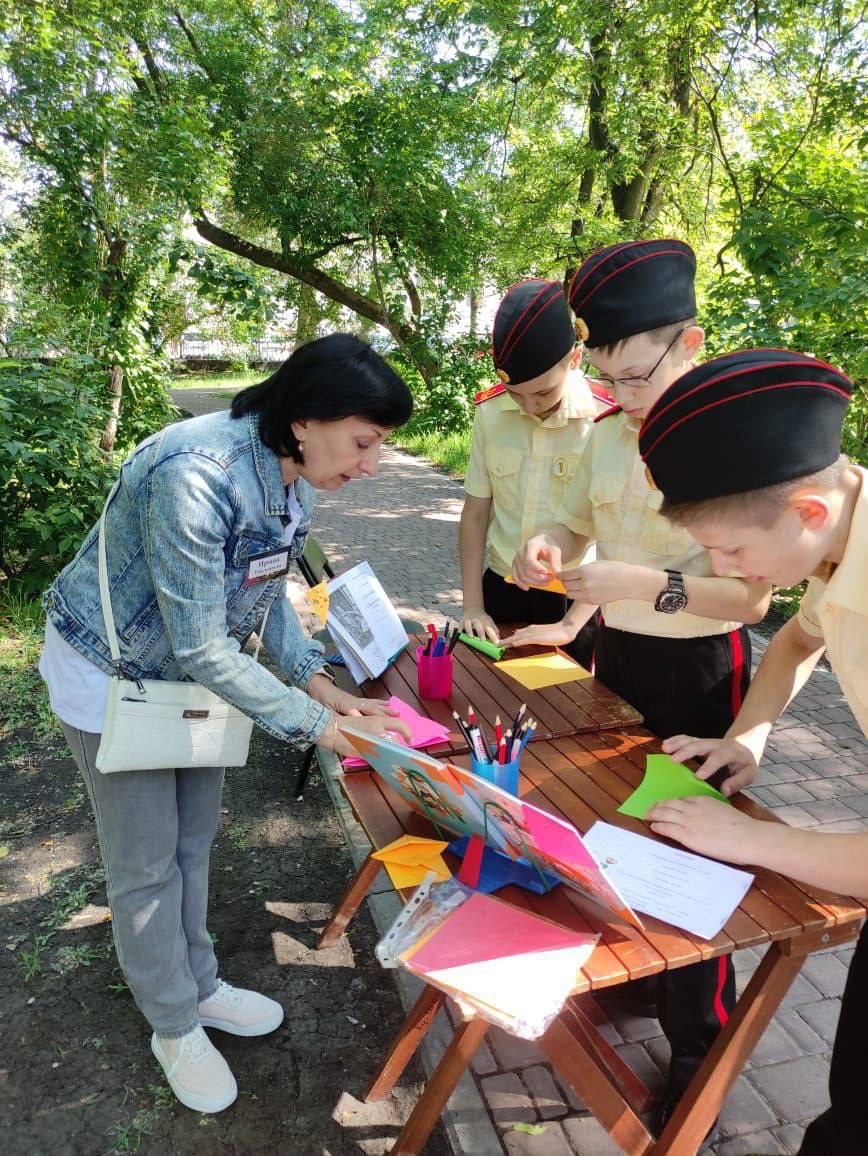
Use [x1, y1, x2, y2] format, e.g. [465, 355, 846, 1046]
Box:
[97, 478, 271, 674]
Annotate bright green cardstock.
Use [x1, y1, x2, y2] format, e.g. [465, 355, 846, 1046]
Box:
[617, 753, 729, 819]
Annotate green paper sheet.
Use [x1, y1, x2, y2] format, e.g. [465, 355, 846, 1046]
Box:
[618, 753, 730, 820]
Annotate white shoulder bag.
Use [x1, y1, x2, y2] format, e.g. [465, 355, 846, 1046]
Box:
[95, 487, 264, 774]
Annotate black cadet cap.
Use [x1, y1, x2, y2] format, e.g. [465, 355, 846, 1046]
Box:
[492, 279, 576, 385]
[568, 239, 696, 349]
[639, 349, 854, 504]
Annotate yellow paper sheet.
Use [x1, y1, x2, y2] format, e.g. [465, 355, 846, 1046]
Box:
[372, 835, 452, 889]
[306, 581, 330, 627]
[383, 857, 451, 890]
[495, 651, 591, 689]
[504, 573, 568, 595]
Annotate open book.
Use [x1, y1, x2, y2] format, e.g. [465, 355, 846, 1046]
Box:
[325, 561, 408, 682]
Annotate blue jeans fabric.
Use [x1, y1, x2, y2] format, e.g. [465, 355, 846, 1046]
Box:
[64, 723, 223, 1038]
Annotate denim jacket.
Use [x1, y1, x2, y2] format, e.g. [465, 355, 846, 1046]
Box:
[43, 410, 331, 747]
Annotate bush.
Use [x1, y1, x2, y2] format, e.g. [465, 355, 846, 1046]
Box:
[0, 361, 117, 590]
[389, 336, 492, 437]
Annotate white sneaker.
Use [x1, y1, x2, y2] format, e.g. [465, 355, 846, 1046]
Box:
[151, 1026, 237, 1114]
[198, 979, 284, 1037]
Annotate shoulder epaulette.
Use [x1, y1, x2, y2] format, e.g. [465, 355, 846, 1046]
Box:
[474, 383, 507, 405]
[590, 385, 614, 408]
[593, 404, 622, 423]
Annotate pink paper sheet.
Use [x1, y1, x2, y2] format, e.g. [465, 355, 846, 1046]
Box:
[342, 695, 450, 767]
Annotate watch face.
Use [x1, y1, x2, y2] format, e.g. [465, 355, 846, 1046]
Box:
[656, 590, 689, 614]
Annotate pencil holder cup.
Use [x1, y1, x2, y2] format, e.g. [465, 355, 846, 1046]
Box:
[416, 646, 453, 700]
[471, 754, 520, 796]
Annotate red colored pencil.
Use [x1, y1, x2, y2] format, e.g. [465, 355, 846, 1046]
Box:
[498, 736, 507, 765]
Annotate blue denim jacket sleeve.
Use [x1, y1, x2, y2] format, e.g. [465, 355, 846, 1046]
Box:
[143, 451, 331, 748]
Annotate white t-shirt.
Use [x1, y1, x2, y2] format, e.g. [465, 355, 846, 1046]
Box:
[40, 487, 304, 733]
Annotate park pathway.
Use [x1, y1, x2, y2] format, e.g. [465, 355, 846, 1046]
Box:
[174, 385, 868, 1156]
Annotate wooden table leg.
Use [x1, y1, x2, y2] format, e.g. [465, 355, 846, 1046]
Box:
[540, 1006, 655, 1154]
[317, 852, 382, 949]
[571, 997, 656, 1115]
[653, 943, 805, 1155]
[366, 985, 447, 1102]
[390, 1016, 490, 1156]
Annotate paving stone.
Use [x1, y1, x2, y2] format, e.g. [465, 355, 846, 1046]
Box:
[779, 971, 823, 1008]
[795, 998, 841, 1046]
[761, 763, 807, 783]
[771, 1007, 829, 1056]
[522, 1065, 570, 1120]
[811, 817, 868, 833]
[562, 1115, 626, 1155]
[718, 1074, 778, 1137]
[711, 1129, 785, 1154]
[747, 785, 785, 809]
[487, 1026, 547, 1070]
[800, 798, 864, 823]
[747, 1018, 805, 1068]
[469, 1035, 500, 1076]
[643, 1033, 671, 1074]
[614, 1043, 666, 1096]
[480, 1072, 538, 1126]
[767, 805, 816, 829]
[799, 775, 862, 799]
[834, 790, 868, 816]
[748, 1055, 831, 1122]
[598, 1005, 663, 1042]
[833, 945, 855, 967]
[802, 757, 860, 778]
[797, 950, 850, 998]
[503, 1120, 574, 1155]
[772, 1123, 807, 1154]
[764, 782, 816, 805]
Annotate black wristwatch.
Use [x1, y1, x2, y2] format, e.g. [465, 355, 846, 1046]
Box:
[654, 569, 688, 614]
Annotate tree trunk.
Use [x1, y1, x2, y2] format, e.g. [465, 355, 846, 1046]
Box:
[99, 362, 124, 452]
[295, 281, 320, 344]
[98, 237, 128, 453]
[468, 285, 479, 338]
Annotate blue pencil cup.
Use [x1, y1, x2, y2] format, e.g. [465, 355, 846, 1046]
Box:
[471, 754, 520, 796]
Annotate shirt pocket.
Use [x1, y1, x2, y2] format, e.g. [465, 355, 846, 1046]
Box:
[589, 475, 627, 542]
[549, 452, 584, 506]
[638, 489, 697, 557]
[485, 446, 524, 509]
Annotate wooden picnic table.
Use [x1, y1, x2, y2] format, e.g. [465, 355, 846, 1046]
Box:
[358, 631, 643, 757]
[319, 724, 866, 1155]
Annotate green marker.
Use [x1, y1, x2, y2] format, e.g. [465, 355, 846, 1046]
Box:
[458, 632, 505, 661]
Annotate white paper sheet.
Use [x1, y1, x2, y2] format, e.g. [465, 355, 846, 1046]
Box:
[326, 561, 408, 681]
[582, 822, 754, 940]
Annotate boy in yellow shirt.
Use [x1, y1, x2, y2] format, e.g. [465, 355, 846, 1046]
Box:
[510, 241, 772, 1140]
[638, 348, 863, 1155]
[459, 278, 609, 665]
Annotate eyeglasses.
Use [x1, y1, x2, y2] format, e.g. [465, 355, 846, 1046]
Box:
[582, 327, 687, 390]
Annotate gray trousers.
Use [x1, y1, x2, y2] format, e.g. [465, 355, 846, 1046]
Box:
[62, 724, 224, 1038]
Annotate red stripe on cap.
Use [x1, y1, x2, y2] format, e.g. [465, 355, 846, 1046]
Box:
[641, 350, 851, 444]
[494, 281, 555, 365]
[571, 248, 693, 313]
[568, 241, 637, 305]
[500, 288, 567, 366]
[640, 379, 852, 460]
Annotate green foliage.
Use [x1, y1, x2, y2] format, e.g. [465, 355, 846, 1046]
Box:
[0, 361, 116, 587]
[392, 337, 493, 435]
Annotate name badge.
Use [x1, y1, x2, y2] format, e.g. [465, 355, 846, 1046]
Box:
[244, 546, 291, 586]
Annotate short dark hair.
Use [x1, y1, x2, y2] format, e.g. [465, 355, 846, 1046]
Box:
[591, 319, 696, 357]
[660, 455, 848, 529]
[231, 333, 413, 461]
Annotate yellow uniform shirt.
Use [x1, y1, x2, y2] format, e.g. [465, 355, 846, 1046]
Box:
[797, 465, 868, 736]
[556, 409, 744, 638]
[464, 370, 597, 577]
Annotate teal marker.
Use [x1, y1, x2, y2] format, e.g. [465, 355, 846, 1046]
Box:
[458, 633, 506, 661]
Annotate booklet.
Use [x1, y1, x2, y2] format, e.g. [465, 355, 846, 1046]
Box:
[582, 822, 754, 940]
[325, 561, 408, 682]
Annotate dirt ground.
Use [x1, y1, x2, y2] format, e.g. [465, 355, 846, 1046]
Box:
[0, 722, 449, 1155]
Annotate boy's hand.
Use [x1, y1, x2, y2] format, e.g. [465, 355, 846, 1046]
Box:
[459, 608, 501, 643]
[505, 620, 575, 649]
[512, 534, 563, 590]
[648, 796, 761, 865]
[662, 734, 760, 796]
[559, 561, 655, 605]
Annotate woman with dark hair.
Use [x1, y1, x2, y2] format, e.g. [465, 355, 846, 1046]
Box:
[39, 334, 414, 1114]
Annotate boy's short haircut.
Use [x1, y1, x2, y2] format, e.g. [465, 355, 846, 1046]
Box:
[660, 456, 849, 529]
[592, 318, 696, 360]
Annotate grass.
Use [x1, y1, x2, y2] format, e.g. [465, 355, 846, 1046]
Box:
[171, 370, 260, 392]
[0, 584, 57, 744]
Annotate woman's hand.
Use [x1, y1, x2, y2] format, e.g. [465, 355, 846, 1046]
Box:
[322, 712, 413, 758]
[662, 734, 761, 796]
[459, 607, 500, 643]
[647, 797, 762, 865]
[505, 620, 577, 649]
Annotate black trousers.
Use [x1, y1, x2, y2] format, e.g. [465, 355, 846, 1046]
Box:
[482, 568, 599, 670]
[595, 622, 751, 1092]
[797, 920, 868, 1154]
